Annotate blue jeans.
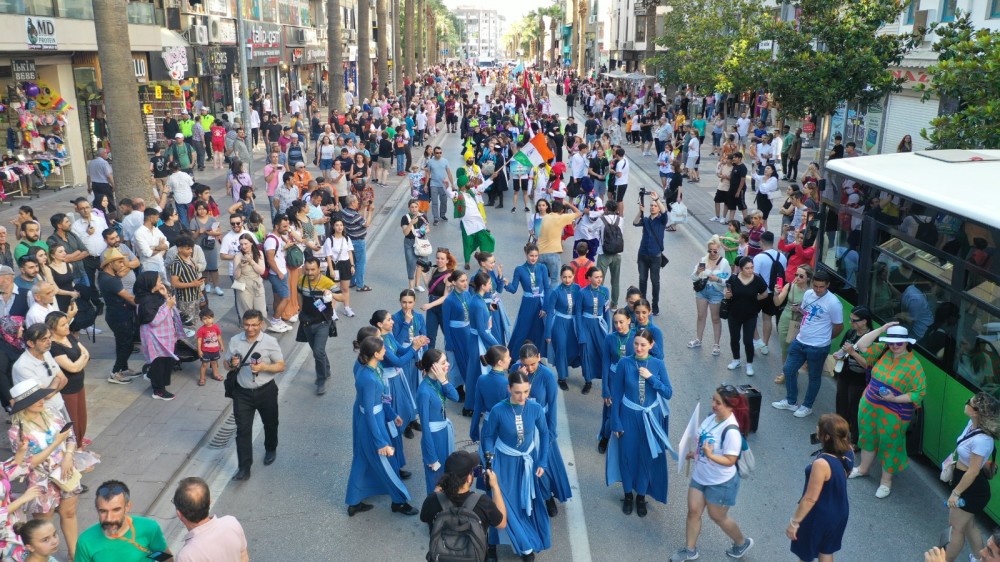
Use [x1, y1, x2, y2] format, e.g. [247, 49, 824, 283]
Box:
[351, 238, 367, 287]
[539, 253, 562, 287]
[395, 150, 406, 174]
[176, 202, 191, 230]
[783, 339, 831, 408]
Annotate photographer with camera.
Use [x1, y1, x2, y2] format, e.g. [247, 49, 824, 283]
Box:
[633, 188, 669, 316]
[419, 450, 506, 562]
[401, 199, 431, 292]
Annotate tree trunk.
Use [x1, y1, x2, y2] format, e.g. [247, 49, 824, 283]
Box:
[643, 2, 657, 74]
[416, 0, 424, 71]
[392, 0, 402, 93]
[327, 0, 344, 112]
[428, 12, 437, 66]
[550, 21, 558, 67]
[538, 12, 545, 67]
[92, 0, 151, 201]
[404, 0, 415, 80]
[357, 0, 372, 101]
[376, 0, 390, 96]
[577, 0, 587, 76]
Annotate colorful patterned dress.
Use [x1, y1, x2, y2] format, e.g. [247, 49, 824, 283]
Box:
[0, 456, 30, 561]
[857, 344, 926, 473]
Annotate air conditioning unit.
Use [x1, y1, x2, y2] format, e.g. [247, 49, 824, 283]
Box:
[588, 15, 597, 23]
[207, 16, 222, 43]
[188, 24, 208, 45]
[623, 40, 634, 49]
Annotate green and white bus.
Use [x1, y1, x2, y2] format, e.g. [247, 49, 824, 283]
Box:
[824, 150, 1000, 519]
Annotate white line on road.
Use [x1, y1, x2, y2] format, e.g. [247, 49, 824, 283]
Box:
[555, 389, 594, 562]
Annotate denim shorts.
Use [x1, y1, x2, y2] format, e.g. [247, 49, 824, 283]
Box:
[268, 272, 290, 298]
[690, 474, 741, 507]
[696, 284, 724, 305]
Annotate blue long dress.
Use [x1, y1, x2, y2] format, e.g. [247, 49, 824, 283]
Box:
[392, 309, 427, 396]
[442, 289, 473, 390]
[544, 283, 581, 382]
[633, 320, 665, 360]
[606, 355, 673, 504]
[576, 284, 611, 383]
[464, 293, 500, 411]
[513, 360, 572, 504]
[471, 370, 510, 441]
[791, 451, 853, 561]
[507, 262, 549, 355]
[345, 364, 411, 506]
[482, 399, 552, 556]
[415, 376, 460, 495]
[381, 332, 418, 429]
[600, 328, 635, 441]
[478, 267, 511, 346]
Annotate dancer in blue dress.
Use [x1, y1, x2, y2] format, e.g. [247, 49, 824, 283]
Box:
[577, 267, 612, 395]
[392, 289, 428, 396]
[471, 345, 512, 441]
[345, 335, 418, 517]
[632, 299, 664, 360]
[599, 309, 635, 454]
[514, 342, 572, 517]
[371, 310, 426, 454]
[465, 271, 500, 413]
[607, 329, 673, 518]
[507, 244, 550, 357]
[482, 372, 551, 561]
[545, 266, 581, 389]
[414, 348, 461, 495]
[476, 251, 511, 346]
[441, 271, 475, 415]
[352, 326, 380, 380]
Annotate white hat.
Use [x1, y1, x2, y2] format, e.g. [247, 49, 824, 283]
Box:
[879, 325, 916, 345]
[9, 381, 55, 415]
[174, 133, 184, 139]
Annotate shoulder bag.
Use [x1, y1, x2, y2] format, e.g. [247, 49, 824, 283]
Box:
[693, 256, 722, 293]
[224, 339, 259, 398]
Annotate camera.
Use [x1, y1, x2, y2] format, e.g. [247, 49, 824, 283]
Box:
[638, 187, 648, 206]
[416, 258, 432, 273]
[809, 432, 820, 445]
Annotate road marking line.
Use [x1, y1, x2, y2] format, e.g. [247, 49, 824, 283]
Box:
[555, 389, 593, 562]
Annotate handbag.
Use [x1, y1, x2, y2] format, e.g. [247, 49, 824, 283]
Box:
[719, 298, 731, 320]
[199, 234, 216, 251]
[692, 278, 708, 292]
[224, 340, 259, 399]
[285, 245, 305, 268]
[414, 236, 433, 257]
[49, 465, 82, 493]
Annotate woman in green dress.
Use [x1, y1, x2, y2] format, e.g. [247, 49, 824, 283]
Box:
[772, 265, 812, 384]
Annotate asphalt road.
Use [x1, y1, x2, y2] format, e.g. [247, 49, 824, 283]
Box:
[205, 84, 964, 562]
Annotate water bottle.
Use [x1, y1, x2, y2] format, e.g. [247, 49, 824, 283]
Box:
[944, 498, 966, 508]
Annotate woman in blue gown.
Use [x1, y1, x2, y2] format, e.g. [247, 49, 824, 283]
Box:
[545, 265, 581, 389]
[513, 342, 572, 517]
[576, 267, 612, 395]
[345, 335, 418, 516]
[599, 309, 635, 453]
[632, 298, 664, 360]
[471, 345, 512, 442]
[475, 251, 511, 346]
[506, 244, 550, 357]
[464, 271, 500, 414]
[371, 310, 428, 451]
[482, 372, 551, 561]
[441, 271, 475, 415]
[607, 328, 673, 518]
[392, 289, 428, 397]
[414, 348, 461, 495]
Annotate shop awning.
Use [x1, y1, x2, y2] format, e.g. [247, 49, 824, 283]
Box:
[160, 28, 189, 48]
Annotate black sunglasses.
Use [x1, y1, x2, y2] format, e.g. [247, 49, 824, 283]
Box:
[718, 384, 738, 395]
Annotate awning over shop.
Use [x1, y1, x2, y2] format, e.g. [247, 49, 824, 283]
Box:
[160, 28, 189, 48]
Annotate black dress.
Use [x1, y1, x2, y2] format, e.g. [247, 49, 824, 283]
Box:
[50, 264, 76, 312]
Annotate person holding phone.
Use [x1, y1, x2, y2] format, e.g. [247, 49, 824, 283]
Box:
[75, 480, 169, 562]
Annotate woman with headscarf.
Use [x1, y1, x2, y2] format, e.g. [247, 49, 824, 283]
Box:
[135, 271, 184, 401]
[0, 317, 25, 413]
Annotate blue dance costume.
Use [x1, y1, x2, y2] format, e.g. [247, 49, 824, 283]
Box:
[345, 364, 410, 506]
[577, 285, 612, 383]
[606, 355, 674, 504]
[478, 267, 512, 346]
[442, 289, 474, 391]
[507, 262, 550, 355]
[381, 332, 418, 431]
[482, 399, 552, 556]
[600, 328, 635, 440]
[634, 320, 664, 360]
[513, 360, 572, 504]
[391, 309, 427, 395]
[470, 370, 510, 441]
[415, 376, 460, 495]
[465, 293, 500, 411]
[544, 282, 581, 381]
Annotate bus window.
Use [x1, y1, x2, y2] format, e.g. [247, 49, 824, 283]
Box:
[956, 304, 1000, 392]
[867, 257, 951, 340]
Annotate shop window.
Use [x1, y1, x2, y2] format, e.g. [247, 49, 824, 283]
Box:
[127, 2, 156, 25]
[57, 0, 92, 18]
[3, 0, 56, 16]
[904, 0, 917, 24]
[941, 0, 957, 21]
[992, 0, 1000, 18]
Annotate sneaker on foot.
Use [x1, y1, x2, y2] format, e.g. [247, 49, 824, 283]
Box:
[759, 344, 769, 356]
[288, 314, 299, 323]
[214, 286, 225, 296]
[670, 548, 700, 562]
[152, 390, 176, 401]
[205, 283, 214, 292]
[727, 360, 742, 370]
[709, 216, 719, 222]
[752, 339, 764, 350]
[793, 406, 814, 418]
[344, 307, 356, 318]
[107, 372, 133, 384]
[772, 399, 798, 411]
[415, 285, 426, 292]
[725, 538, 754, 559]
[745, 363, 755, 376]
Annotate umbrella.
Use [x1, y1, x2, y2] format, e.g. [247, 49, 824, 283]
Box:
[602, 70, 629, 79]
[625, 72, 654, 80]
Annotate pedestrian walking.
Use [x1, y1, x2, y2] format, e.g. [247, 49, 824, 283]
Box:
[297, 257, 341, 396]
[442, 271, 474, 411]
[545, 266, 581, 390]
[414, 349, 461, 495]
[633, 190, 668, 316]
[723, 257, 769, 377]
[76, 480, 168, 562]
[506, 244, 549, 359]
[173, 477, 250, 562]
[135, 272, 182, 401]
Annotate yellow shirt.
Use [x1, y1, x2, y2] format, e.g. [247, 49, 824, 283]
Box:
[537, 213, 578, 254]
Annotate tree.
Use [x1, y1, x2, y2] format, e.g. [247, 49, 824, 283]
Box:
[357, 0, 372, 101]
[92, 0, 151, 201]
[761, 0, 915, 159]
[416, 0, 424, 70]
[576, 0, 587, 75]
[392, 0, 402, 91]
[327, 0, 345, 112]
[642, 1, 658, 75]
[376, 0, 390, 94]
[917, 12, 1000, 149]
[404, 0, 415, 79]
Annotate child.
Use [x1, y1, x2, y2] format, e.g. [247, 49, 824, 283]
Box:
[196, 308, 224, 386]
[408, 165, 430, 213]
[737, 232, 750, 260]
[721, 219, 742, 266]
[569, 241, 595, 287]
[149, 142, 169, 202]
[210, 123, 227, 169]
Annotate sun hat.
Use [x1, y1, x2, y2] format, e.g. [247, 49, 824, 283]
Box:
[9, 381, 55, 416]
[879, 325, 916, 345]
[100, 248, 127, 269]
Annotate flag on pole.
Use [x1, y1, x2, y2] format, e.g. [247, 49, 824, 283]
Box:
[677, 403, 702, 475]
[522, 107, 534, 138]
[512, 61, 525, 76]
[522, 71, 534, 105]
[512, 133, 554, 168]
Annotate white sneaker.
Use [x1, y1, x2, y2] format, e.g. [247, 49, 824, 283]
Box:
[267, 320, 286, 333]
[745, 363, 755, 376]
[753, 339, 764, 350]
[772, 399, 798, 411]
[205, 283, 214, 292]
[875, 485, 892, 499]
[793, 406, 814, 418]
[344, 307, 356, 318]
[709, 216, 719, 223]
[759, 345, 769, 356]
[89, 326, 103, 335]
[415, 285, 426, 292]
[331, 309, 340, 321]
[214, 286, 225, 296]
[727, 360, 742, 370]
[288, 314, 299, 323]
[718, 216, 728, 223]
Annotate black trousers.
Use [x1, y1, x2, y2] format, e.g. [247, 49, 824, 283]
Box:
[148, 356, 173, 391]
[836, 369, 867, 444]
[727, 314, 758, 362]
[234, 380, 279, 469]
[787, 158, 800, 181]
[108, 313, 135, 374]
[637, 254, 661, 313]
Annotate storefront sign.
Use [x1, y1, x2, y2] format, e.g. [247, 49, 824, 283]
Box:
[26, 17, 57, 51]
[161, 46, 190, 80]
[11, 60, 37, 81]
[133, 53, 149, 84]
[891, 68, 930, 89]
[194, 46, 238, 76]
[142, 104, 154, 114]
[155, 85, 163, 99]
[302, 47, 327, 64]
[217, 19, 238, 45]
[207, 0, 231, 17]
[245, 22, 283, 67]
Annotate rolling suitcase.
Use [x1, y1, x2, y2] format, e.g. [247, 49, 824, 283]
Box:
[738, 384, 761, 433]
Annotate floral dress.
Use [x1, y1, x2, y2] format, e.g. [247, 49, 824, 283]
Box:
[7, 409, 79, 515]
[0, 457, 30, 560]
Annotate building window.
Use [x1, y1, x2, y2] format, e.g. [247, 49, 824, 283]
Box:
[904, 0, 917, 24]
[992, 0, 1000, 18]
[941, 0, 957, 21]
[5, 0, 57, 16]
[127, 1, 157, 25]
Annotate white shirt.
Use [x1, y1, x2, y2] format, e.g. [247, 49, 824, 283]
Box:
[770, 136, 783, 160]
[956, 421, 995, 466]
[263, 233, 287, 275]
[569, 153, 588, 180]
[596, 214, 623, 256]
[752, 249, 788, 292]
[736, 117, 751, 136]
[220, 229, 250, 276]
[121, 210, 145, 245]
[249, 110, 261, 129]
[614, 159, 629, 186]
[692, 413, 742, 486]
[321, 236, 354, 262]
[796, 289, 844, 347]
[134, 224, 167, 273]
[71, 212, 109, 257]
[289, 98, 301, 115]
[25, 300, 59, 328]
[345, 91, 355, 107]
[12, 351, 66, 411]
[687, 136, 701, 157]
[416, 112, 427, 130]
[167, 172, 195, 205]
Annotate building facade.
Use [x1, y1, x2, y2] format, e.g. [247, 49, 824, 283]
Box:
[454, 7, 505, 60]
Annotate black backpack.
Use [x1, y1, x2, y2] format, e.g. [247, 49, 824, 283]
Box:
[427, 492, 488, 562]
[915, 216, 939, 246]
[601, 215, 624, 255]
[764, 250, 785, 292]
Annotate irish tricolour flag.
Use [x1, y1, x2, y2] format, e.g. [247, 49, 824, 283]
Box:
[513, 133, 554, 169]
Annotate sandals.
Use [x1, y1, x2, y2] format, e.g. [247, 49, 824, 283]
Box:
[197, 378, 206, 386]
[687, 339, 702, 348]
[774, 374, 785, 384]
[711, 344, 721, 356]
[357, 285, 373, 292]
[212, 374, 224, 381]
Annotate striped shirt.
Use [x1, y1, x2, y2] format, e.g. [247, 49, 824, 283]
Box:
[341, 208, 367, 241]
[168, 257, 201, 303]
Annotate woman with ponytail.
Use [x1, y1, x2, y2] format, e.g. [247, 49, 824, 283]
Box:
[345, 336, 417, 517]
[471, 346, 511, 442]
[671, 385, 755, 562]
[544, 265, 581, 390]
[576, 267, 612, 395]
[442, 270, 475, 414]
[414, 349, 460, 495]
[598, 309, 635, 454]
[475, 251, 511, 346]
[370, 310, 427, 441]
[392, 290, 428, 398]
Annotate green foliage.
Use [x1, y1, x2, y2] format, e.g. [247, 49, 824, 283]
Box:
[917, 12, 1000, 149]
[761, 0, 914, 119]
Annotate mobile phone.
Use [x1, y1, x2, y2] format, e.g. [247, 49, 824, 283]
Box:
[147, 552, 173, 561]
[809, 432, 820, 445]
[59, 422, 74, 434]
[775, 277, 784, 290]
[17, 422, 23, 443]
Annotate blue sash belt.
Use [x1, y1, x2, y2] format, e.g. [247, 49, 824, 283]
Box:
[494, 438, 537, 516]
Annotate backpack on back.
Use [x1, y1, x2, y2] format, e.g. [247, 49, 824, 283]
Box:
[764, 251, 785, 292]
[569, 258, 594, 288]
[427, 492, 488, 562]
[600, 216, 624, 255]
[915, 216, 939, 246]
[722, 425, 756, 479]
